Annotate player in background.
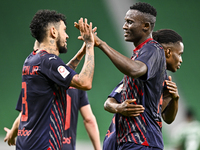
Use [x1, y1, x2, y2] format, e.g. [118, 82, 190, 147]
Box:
[103, 29, 184, 150]
[62, 87, 101, 150]
[171, 108, 200, 150]
[8, 9, 95, 150]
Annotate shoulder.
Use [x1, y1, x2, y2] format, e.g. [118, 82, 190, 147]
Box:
[142, 40, 163, 52]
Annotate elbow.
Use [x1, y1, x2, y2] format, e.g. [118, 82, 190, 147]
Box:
[84, 115, 96, 125]
[104, 101, 109, 111]
[164, 119, 174, 124]
[83, 83, 92, 90]
[162, 114, 176, 124]
[80, 81, 92, 90]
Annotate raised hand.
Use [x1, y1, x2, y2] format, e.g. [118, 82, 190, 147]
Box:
[74, 21, 100, 47]
[78, 18, 94, 45]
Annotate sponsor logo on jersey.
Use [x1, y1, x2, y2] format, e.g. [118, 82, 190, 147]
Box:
[63, 137, 71, 144]
[58, 66, 69, 78]
[18, 128, 32, 136]
[49, 56, 57, 60]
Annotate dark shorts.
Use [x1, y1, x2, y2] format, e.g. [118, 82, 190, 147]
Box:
[118, 142, 163, 150]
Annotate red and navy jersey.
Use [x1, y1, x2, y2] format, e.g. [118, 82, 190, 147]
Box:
[117, 39, 166, 149]
[62, 87, 89, 150]
[16, 87, 89, 150]
[15, 50, 77, 150]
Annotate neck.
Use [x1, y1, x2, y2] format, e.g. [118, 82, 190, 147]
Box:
[134, 34, 152, 47]
[37, 40, 59, 56]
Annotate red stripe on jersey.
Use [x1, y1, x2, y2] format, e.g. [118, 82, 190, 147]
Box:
[119, 119, 127, 143]
[49, 139, 56, 150]
[51, 109, 62, 135]
[133, 117, 149, 146]
[55, 100, 64, 127]
[125, 117, 137, 143]
[49, 124, 61, 149]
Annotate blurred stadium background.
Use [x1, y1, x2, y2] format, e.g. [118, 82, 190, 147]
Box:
[0, 0, 199, 149]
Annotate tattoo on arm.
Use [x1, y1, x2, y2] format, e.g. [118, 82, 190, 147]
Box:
[68, 58, 80, 70]
[82, 50, 94, 78]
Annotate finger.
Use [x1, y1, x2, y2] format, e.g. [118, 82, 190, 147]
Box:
[130, 113, 141, 117]
[126, 99, 136, 104]
[84, 18, 88, 29]
[78, 36, 83, 40]
[74, 22, 79, 29]
[89, 22, 93, 32]
[92, 27, 97, 32]
[79, 18, 84, 32]
[129, 107, 145, 112]
[4, 137, 7, 142]
[168, 76, 172, 81]
[4, 127, 9, 132]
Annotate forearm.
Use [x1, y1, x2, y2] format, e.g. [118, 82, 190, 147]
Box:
[78, 43, 94, 89]
[162, 97, 172, 112]
[66, 42, 86, 70]
[104, 98, 120, 113]
[70, 43, 94, 90]
[162, 97, 179, 124]
[98, 41, 146, 78]
[11, 113, 21, 137]
[84, 116, 101, 150]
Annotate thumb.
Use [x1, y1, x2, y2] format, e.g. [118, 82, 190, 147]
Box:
[78, 36, 83, 40]
[92, 27, 97, 33]
[126, 99, 136, 104]
[4, 127, 9, 132]
[168, 76, 172, 81]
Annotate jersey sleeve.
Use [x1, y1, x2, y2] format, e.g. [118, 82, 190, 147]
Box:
[16, 91, 22, 112]
[79, 90, 89, 109]
[40, 54, 77, 89]
[108, 80, 123, 103]
[136, 44, 163, 81]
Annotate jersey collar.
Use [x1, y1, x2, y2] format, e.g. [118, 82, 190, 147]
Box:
[133, 38, 153, 52]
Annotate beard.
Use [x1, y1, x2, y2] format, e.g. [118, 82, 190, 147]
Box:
[57, 35, 67, 54]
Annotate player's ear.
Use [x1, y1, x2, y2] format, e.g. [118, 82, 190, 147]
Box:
[165, 48, 171, 58]
[50, 26, 58, 38]
[143, 22, 150, 32]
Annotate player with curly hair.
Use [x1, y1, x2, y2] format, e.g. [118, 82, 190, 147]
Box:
[8, 9, 95, 150]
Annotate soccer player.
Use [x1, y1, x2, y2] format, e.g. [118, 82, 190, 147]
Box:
[62, 87, 101, 150]
[103, 29, 184, 150]
[4, 87, 101, 150]
[171, 108, 200, 150]
[11, 9, 95, 150]
[76, 2, 169, 149]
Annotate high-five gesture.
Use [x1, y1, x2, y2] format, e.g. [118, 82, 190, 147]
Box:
[78, 18, 94, 46]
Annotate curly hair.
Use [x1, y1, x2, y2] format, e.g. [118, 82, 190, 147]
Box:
[152, 29, 183, 44]
[29, 9, 66, 42]
[130, 2, 157, 17]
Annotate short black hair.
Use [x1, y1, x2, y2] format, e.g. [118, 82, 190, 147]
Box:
[153, 29, 183, 44]
[29, 9, 66, 42]
[185, 107, 195, 119]
[130, 2, 157, 17]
